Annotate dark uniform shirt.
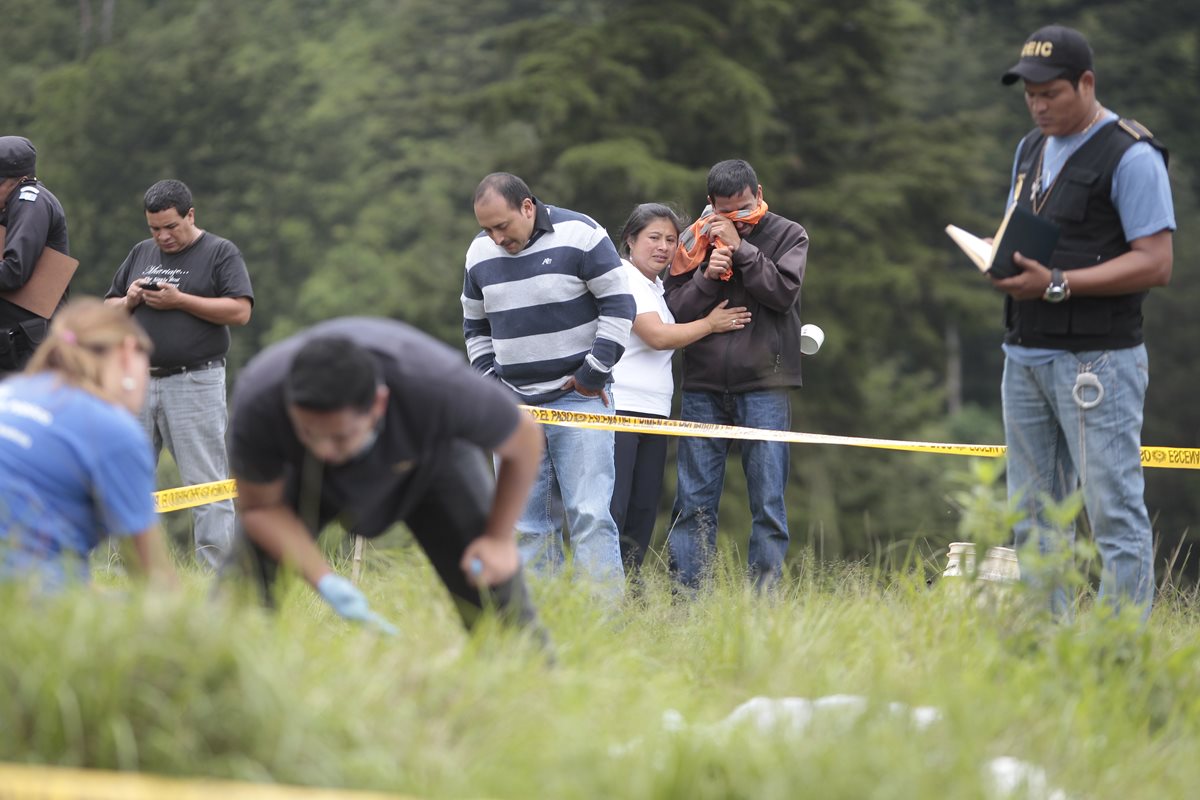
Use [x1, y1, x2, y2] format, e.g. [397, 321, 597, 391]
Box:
[1, 179, 69, 367]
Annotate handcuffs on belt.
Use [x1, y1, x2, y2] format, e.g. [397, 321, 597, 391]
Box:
[1073, 364, 1104, 410]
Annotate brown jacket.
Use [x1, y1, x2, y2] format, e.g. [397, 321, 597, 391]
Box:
[665, 211, 808, 393]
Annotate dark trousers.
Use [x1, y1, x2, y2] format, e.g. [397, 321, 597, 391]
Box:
[223, 441, 545, 637]
[610, 410, 669, 569]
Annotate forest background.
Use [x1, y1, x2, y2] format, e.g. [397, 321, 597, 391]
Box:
[6, 0, 1198, 577]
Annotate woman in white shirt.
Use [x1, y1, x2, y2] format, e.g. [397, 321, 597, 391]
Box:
[610, 204, 751, 569]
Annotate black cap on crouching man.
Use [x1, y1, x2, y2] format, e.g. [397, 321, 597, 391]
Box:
[0, 136, 37, 177]
[1001, 25, 1094, 85]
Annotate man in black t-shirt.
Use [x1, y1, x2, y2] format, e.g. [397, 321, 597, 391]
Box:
[1, 135, 70, 376]
[106, 179, 254, 568]
[222, 317, 548, 640]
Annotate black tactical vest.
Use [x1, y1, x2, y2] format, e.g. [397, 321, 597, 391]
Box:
[1004, 119, 1168, 351]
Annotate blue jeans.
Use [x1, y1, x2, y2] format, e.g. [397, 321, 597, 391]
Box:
[669, 389, 791, 588]
[140, 366, 235, 569]
[517, 391, 625, 598]
[1003, 345, 1153, 620]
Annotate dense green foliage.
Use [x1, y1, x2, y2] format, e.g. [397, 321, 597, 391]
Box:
[3, 547, 1200, 797]
[5, 0, 1198, 573]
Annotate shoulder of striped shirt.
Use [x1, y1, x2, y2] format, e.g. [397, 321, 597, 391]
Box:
[465, 218, 610, 270]
[545, 205, 602, 229]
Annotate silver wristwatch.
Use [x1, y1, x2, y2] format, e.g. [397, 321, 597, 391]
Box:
[1043, 269, 1070, 303]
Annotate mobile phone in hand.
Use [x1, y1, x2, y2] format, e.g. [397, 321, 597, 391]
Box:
[142, 280, 162, 291]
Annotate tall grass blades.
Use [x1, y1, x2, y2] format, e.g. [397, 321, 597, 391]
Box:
[3, 534, 1200, 797]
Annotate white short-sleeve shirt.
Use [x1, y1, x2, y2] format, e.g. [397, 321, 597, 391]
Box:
[611, 260, 675, 416]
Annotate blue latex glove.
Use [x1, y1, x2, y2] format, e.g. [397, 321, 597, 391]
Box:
[316, 574, 398, 636]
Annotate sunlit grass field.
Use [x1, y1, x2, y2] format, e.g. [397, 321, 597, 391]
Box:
[4, 527, 1200, 800]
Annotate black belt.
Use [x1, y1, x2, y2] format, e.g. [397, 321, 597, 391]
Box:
[148, 358, 225, 378]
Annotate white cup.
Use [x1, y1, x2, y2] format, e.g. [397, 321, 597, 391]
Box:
[799, 324, 824, 355]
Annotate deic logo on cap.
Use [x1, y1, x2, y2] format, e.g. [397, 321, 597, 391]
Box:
[1021, 40, 1054, 58]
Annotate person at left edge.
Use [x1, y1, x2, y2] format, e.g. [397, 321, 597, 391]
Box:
[1, 298, 176, 591]
[220, 317, 549, 643]
[0, 136, 70, 377]
[105, 180, 254, 569]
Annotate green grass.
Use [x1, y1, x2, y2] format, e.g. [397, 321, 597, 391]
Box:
[3, 543, 1200, 799]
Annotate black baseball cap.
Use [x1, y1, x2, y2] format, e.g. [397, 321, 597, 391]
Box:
[0, 136, 36, 177]
[1001, 25, 1094, 85]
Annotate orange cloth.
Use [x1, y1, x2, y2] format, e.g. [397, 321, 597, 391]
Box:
[669, 199, 769, 280]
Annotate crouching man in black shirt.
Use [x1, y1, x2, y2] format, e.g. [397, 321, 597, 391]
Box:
[223, 317, 548, 642]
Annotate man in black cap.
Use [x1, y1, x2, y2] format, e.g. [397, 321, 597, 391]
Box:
[0, 136, 69, 376]
[993, 25, 1175, 620]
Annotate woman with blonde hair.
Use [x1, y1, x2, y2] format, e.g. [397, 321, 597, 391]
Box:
[0, 297, 174, 588]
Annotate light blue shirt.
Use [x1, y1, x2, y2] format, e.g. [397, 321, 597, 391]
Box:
[0, 374, 157, 588]
[1004, 113, 1175, 363]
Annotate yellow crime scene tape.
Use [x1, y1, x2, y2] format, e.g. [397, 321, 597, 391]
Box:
[154, 479, 239, 514]
[0, 762, 415, 800]
[150, 409, 1200, 511]
[520, 406, 1200, 470]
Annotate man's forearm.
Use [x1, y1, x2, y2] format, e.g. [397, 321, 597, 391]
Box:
[464, 320, 496, 376]
[483, 415, 542, 542]
[126, 526, 178, 588]
[484, 463, 532, 544]
[241, 506, 332, 586]
[0, 259, 32, 292]
[1067, 232, 1172, 295]
[470, 351, 497, 377]
[737, 240, 806, 312]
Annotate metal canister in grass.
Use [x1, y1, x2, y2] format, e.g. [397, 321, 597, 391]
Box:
[942, 542, 977, 578]
[943, 543, 1020, 583]
[941, 542, 1021, 610]
[978, 546, 1020, 583]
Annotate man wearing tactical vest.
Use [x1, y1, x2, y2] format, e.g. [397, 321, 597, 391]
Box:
[992, 25, 1175, 620]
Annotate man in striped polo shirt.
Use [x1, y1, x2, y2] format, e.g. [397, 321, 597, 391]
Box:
[462, 173, 635, 598]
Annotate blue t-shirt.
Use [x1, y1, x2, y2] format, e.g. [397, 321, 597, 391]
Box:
[1004, 114, 1176, 364]
[0, 373, 157, 587]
